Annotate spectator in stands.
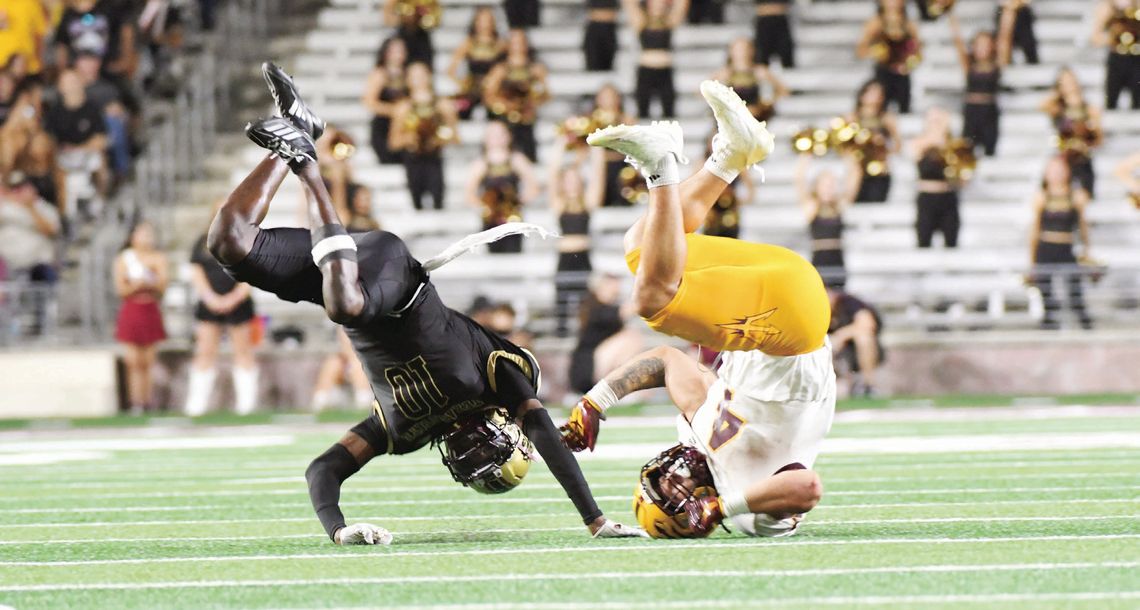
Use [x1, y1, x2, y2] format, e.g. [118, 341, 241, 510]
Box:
[113, 219, 168, 414]
[909, 107, 967, 249]
[503, 0, 540, 29]
[754, 0, 795, 68]
[1042, 68, 1102, 197]
[999, 0, 1038, 64]
[382, 0, 435, 67]
[549, 136, 602, 336]
[362, 37, 409, 165]
[0, 170, 60, 333]
[0, 68, 16, 125]
[701, 132, 754, 239]
[1092, 0, 1140, 111]
[588, 84, 640, 207]
[584, 0, 619, 71]
[483, 29, 548, 161]
[624, 0, 688, 120]
[0, 79, 64, 211]
[1115, 152, 1140, 208]
[389, 61, 458, 210]
[137, 0, 187, 97]
[949, 8, 1014, 157]
[315, 125, 359, 221]
[0, 0, 47, 79]
[344, 184, 381, 232]
[185, 220, 258, 417]
[485, 301, 533, 350]
[312, 328, 373, 411]
[446, 7, 505, 120]
[712, 38, 789, 123]
[465, 121, 539, 254]
[55, 0, 138, 102]
[688, 0, 725, 24]
[828, 288, 883, 398]
[796, 155, 857, 288]
[568, 274, 643, 395]
[44, 69, 109, 200]
[1030, 156, 1093, 330]
[847, 79, 900, 203]
[857, 0, 922, 114]
[73, 50, 130, 178]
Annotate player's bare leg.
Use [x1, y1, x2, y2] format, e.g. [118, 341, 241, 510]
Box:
[734, 467, 823, 519]
[207, 155, 290, 265]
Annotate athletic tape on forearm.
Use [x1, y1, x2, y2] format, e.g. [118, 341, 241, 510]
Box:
[522, 408, 603, 524]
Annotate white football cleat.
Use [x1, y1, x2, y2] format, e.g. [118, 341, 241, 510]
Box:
[586, 121, 688, 173]
[701, 80, 775, 172]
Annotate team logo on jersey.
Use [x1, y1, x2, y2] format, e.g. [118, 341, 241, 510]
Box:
[716, 308, 781, 345]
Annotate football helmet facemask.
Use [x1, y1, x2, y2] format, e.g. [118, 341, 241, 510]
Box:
[439, 409, 535, 494]
[633, 443, 719, 538]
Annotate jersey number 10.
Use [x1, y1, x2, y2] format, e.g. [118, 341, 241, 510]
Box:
[384, 356, 449, 420]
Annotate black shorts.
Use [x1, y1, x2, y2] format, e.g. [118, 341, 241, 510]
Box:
[222, 227, 324, 307]
[194, 298, 256, 325]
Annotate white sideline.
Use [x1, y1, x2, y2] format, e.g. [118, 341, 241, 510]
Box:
[0, 563, 1137, 591]
[0, 435, 294, 453]
[1, 498, 1136, 530]
[0, 515, 1136, 546]
[1, 535, 1137, 568]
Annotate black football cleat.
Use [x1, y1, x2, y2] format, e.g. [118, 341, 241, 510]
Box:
[246, 117, 317, 171]
[262, 61, 325, 140]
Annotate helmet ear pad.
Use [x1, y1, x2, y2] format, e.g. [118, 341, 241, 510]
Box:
[632, 443, 719, 539]
[439, 409, 535, 494]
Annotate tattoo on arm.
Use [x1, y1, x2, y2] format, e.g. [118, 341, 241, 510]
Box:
[605, 357, 666, 399]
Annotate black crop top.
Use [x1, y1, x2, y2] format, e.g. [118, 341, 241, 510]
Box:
[966, 65, 1000, 96]
[559, 211, 590, 236]
[640, 26, 672, 51]
[809, 211, 843, 247]
[587, 0, 618, 9]
[1039, 194, 1078, 234]
[917, 147, 949, 181]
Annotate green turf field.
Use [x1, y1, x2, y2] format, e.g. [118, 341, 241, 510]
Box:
[1, 405, 1138, 609]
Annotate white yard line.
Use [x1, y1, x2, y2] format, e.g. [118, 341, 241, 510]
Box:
[0, 515, 1135, 547]
[1, 535, 1137, 568]
[0, 435, 295, 453]
[0, 498, 1134, 531]
[0, 563, 1137, 591]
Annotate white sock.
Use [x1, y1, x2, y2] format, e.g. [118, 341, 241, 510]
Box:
[584, 380, 619, 413]
[184, 367, 216, 417]
[720, 489, 750, 519]
[643, 153, 680, 190]
[312, 389, 334, 412]
[232, 366, 259, 415]
[354, 387, 375, 408]
[703, 154, 740, 185]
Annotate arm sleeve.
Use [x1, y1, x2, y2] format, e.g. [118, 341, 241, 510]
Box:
[522, 408, 604, 525]
[305, 443, 364, 541]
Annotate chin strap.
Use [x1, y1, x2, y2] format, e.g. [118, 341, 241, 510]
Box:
[421, 222, 560, 272]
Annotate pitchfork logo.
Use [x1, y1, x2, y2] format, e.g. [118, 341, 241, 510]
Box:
[717, 308, 781, 344]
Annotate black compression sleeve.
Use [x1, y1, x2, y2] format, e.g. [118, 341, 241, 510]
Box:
[305, 444, 363, 541]
[522, 408, 603, 525]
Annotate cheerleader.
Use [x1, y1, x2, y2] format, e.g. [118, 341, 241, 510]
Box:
[998, 0, 1038, 64]
[185, 216, 258, 417]
[343, 184, 381, 233]
[113, 220, 168, 414]
[1114, 152, 1140, 208]
[949, 9, 1014, 156]
[584, 0, 620, 71]
[908, 107, 968, 248]
[857, 0, 923, 114]
[753, 0, 795, 68]
[464, 121, 539, 253]
[361, 38, 409, 164]
[1092, 0, 1140, 110]
[1041, 68, 1103, 197]
[549, 138, 603, 336]
[446, 7, 506, 120]
[847, 79, 902, 203]
[504, 0, 540, 29]
[623, 0, 690, 119]
[382, 0, 436, 66]
[712, 38, 789, 123]
[1030, 156, 1093, 330]
[587, 84, 642, 207]
[389, 62, 459, 210]
[483, 30, 549, 162]
[796, 155, 857, 288]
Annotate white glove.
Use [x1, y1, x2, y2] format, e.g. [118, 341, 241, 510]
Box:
[592, 519, 650, 539]
[335, 523, 393, 546]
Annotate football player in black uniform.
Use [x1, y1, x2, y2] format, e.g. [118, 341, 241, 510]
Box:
[208, 63, 645, 545]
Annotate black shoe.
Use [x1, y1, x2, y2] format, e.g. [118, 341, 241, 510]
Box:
[262, 61, 325, 140]
[246, 117, 317, 171]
